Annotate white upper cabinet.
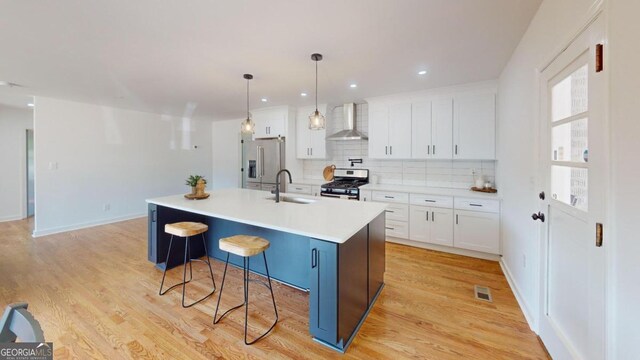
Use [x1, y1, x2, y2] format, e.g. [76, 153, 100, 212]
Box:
[453, 92, 496, 160]
[368, 102, 412, 159]
[296, 105, 326, 159]
[253, 108, 287, 139]
[411, 98, 453, 159]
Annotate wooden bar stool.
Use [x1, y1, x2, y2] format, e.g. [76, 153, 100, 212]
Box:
[213, 235, 278, 345]
[159, 222, 216, 308]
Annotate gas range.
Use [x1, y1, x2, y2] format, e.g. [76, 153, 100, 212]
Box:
[320, 168, 369, 200]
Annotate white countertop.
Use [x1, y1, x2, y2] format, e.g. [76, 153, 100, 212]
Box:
[360, 183, 500, 199]
[146, 188, 387, 244]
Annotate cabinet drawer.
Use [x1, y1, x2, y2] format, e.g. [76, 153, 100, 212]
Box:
[288, 184, 312, 195]
[410, 193, 453, 208]
[385, 219, 409, 239]
[384, 204, 409, 222]
[454, 198, 500, 213]
[372, 191, 409, 204]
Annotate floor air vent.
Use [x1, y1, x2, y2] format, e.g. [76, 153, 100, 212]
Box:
[474, 285, 493, 302]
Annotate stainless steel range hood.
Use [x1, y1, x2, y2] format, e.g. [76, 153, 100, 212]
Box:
[326, 103, 368, 141]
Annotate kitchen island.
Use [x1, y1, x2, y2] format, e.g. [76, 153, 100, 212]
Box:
[146, 188, 387, 352]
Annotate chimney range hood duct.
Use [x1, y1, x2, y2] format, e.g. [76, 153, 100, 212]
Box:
[326, 103, 368, 141]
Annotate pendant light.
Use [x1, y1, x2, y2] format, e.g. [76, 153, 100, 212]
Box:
[309, 53, 326, 130]
[240, 74, 255, 134]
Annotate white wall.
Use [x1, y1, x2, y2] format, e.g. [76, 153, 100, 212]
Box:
[0, 106, 33, 221]
[211, 119, 242, 189]
[608, 0, 640, 357]
[497, 0, 601, 329]
[33, 97, 212, 236]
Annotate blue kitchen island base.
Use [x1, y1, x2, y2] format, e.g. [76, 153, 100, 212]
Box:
[147, 203, 385, 352]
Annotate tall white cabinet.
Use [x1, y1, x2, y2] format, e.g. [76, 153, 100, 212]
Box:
[368, 102, 412, 159]
[453, 92, 496, 160]
[411, 98, 453, 159]
[296, 105, 327, 159]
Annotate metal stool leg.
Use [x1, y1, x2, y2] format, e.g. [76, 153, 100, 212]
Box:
[160, 235, 194, 296]
[213, 253, 244, 324]
[181, 236, 216, 308]
[201, 233, 217, 291]
[244, 252, 278, 345]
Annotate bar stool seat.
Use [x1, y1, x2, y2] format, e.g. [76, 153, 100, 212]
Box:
[165, 222, 208, 237]
[159, 222, 216, 308]
[219, 235, 270, 257]
[213, 235, 278, 345]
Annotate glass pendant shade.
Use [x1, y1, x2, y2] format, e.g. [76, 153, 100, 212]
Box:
[309, 109, 325, 130]
[240, 115, 255, 134]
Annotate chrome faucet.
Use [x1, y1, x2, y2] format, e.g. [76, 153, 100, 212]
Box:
[272, 169, 292, 203]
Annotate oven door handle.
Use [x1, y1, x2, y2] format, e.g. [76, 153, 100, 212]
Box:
[321, 193, 358, 200]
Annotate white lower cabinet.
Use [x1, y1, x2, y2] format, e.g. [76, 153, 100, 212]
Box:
[385, 219, 409, 239]
[409, 205, 454, 247]
[453, 210, 500, 254]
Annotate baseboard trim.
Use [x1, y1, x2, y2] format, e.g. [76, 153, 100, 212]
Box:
[32, 213, 146, 238]
[0, 215, 24, 223]
[499, 258, 537, 332]
[386, 237, 501, 261]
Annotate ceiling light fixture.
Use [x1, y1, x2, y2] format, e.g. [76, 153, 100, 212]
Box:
[300, 92, 308, 97]
[418, 70, 427, 75]
[27, 103, 34, 107]
[308, 53, 326, 130]
[240, 74, 255, 134]
[350, 83, 358, 88]
[261, 98, 268, 102]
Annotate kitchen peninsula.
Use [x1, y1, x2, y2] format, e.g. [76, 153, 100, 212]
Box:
[146, 188, 387, 352]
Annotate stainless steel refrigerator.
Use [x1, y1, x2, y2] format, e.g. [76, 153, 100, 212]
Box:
[243, 138, 286, 192]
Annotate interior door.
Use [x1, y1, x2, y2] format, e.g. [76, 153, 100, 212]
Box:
[537, 15, 606, 359]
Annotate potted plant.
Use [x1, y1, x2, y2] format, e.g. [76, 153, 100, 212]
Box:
[185, 175, 207, 195]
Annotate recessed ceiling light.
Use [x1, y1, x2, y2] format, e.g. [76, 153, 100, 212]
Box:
[350, 83, 358, 88]
[261, 98, 268, 102]
[418, 70, 427, 75]
[27, 103, 34, 107]
[300, 92, 308, 97]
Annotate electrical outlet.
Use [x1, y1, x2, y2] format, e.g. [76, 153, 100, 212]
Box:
[103, 203, 110, 211]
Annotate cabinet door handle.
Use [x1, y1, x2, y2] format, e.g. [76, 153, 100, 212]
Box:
[455, 145, 458, 155]
[424, 199, 436, 203]
[432, 211, 435, 222]
[384, 196, 395, 199]
[456, 214, 459, 224]
[386, 210, 395, 213]
[390, 146, 393, 155]
[385, 227, 395, 230]
[385, 146, 388, 155]
[426, 211, 429, 221]
[433, 145, 436, 155]
[311, 248, 317, 268]
[470, 203, 483, 207]
[427, 146, 431, 155]
[310, 148, 313, 156]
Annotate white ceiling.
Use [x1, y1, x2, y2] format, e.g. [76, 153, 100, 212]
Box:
[0, 0, 541, 120]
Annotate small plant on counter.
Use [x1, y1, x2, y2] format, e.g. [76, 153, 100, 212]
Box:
[185, 175, 207, 187]
[185, 175, 207, 195]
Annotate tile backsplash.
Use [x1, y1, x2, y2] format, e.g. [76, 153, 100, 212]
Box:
[302, 103, 496, 189]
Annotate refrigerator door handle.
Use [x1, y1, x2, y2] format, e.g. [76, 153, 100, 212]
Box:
[256, 146, 262, 179]
[260, 146, 265, 177]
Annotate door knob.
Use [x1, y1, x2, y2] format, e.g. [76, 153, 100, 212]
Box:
[531, 212, 545, 222]
[539, 191, 545, 200]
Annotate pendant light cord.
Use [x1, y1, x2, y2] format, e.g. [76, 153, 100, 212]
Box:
[315, 60, 319, 112]
[246, 78, 250, 119]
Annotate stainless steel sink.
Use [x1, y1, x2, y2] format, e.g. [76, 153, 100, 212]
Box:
[266, 196, 316, 204]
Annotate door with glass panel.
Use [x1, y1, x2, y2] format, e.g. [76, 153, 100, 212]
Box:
[537, 15, 607, 359]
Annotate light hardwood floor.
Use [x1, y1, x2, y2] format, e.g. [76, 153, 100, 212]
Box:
[0, 218, 548, 359]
